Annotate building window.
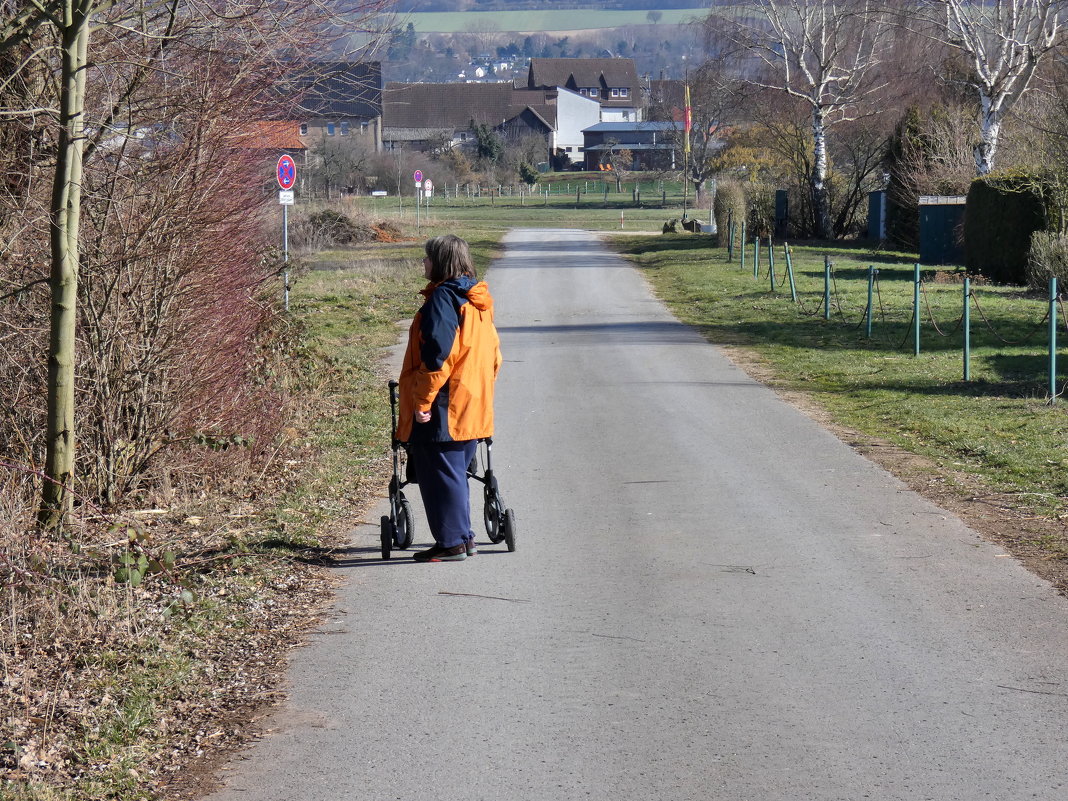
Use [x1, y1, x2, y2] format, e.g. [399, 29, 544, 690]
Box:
[299, 123, 308, 136]
[611, 88, 620, 98]
[620, 88, 629, 98]
[361, 120, 369, 131]
[340, 121, 350, 136]
[327, 122, 336, 136]
[588, 88, 598, 98]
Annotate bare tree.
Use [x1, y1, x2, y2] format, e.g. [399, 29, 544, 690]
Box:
[0, 0, 389, 527]
[911, 0, 1065, 175]
[708, 0, 894, 239]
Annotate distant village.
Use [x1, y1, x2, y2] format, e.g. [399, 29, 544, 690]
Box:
[248, 57, 694, 184]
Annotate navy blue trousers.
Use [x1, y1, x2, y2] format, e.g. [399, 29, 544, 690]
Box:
[410, 440, 477, 549]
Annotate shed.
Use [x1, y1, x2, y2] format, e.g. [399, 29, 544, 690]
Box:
[918, 195, 966, 265]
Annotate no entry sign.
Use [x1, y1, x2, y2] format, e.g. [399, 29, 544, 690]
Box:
[277, 154, 296, 190]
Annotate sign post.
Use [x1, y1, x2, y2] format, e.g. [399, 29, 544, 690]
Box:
[414, 170, 423, 231]
[277, 155, 297, 311]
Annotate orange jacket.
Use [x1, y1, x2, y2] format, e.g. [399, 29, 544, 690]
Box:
[397, 277, 501, 443]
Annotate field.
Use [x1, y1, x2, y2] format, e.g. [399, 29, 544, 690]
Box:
[403, 8, 702, 33]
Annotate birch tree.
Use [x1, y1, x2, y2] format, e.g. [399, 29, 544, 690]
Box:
[918, 0, 1065, 176]
[708, 0, 893, 239]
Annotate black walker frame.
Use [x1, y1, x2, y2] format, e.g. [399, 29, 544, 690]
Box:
[381, 380, 516, 559]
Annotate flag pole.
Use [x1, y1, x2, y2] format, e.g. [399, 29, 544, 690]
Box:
[683, 84, 692, 217]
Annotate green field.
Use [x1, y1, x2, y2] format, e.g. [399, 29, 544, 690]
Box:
[403, 8, 702, 33]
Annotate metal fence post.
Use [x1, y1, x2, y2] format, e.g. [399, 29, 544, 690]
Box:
[913, 263, 921, 356]
[785, 243, 797, 303]
[753, 237, 760, 280]
[1050, 277, 1058, 402]
[740, 222, 747, 272]
[823, 256, 831, 320]
[963, 277, 971, 381]
[866, 267, 875, 338]
[768, 240, 776, 292]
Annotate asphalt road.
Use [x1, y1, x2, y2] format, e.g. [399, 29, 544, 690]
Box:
[203, 228, 1068, 801]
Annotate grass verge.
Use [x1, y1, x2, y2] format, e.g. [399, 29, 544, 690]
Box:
[610, 233, 1068, 584]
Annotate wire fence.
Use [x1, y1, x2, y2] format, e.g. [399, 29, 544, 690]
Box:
[719, 226, 1068, 403]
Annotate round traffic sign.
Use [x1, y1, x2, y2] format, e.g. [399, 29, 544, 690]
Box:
[414, 169, 423, 183]
[277, 155, 296, 190]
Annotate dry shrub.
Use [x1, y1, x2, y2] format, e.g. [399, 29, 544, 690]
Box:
[0, 35, 294, 511]
[1027, 230, 1068, 291]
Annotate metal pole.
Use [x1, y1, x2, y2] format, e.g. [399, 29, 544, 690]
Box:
[963, 277, 971, 381]
[913, 263, 921, 356]
[768, 239, 776, 292]
[282, 203, 289, 312]
[1050, 277, 1058, 402]
[753, 237, 759, 280]
[785, 243, 797, 303]
[740, 223, 746, 273]
[823, 255, 831, 320]
[866, 266, 875, 338]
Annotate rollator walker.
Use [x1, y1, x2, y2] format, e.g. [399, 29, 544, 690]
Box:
[381, 380, 516, 559]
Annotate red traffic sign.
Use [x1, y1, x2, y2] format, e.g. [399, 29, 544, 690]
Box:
[414, 169, 423, 184]
[277, 154, 296, 190]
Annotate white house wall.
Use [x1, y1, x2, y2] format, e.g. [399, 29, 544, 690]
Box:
[555, 90, 601, 164]
[600, 105, 642, 123]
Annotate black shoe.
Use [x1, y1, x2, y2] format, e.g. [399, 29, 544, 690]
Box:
[413, 543, 467, 562]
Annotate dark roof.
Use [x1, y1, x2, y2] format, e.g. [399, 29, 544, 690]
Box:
[584, 121, 681, 133]
[526, 58, 640, 104]
[291, 62, 382, 119]
[382, 82, 558, 130]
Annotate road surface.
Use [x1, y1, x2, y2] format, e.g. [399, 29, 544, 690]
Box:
[203, 228, 1068, 801]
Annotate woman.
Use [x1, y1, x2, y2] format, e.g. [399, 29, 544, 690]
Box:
[397, 235, 501, 562]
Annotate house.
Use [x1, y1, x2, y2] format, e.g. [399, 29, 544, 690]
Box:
[581, 121, 683, 171]
[524, 58, 643, 123]
[289, 61, 384, 152]
[228, 121, 307, 159]
[381, 82, 599, 166]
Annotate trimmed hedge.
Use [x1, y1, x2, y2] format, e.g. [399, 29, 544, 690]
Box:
[964, 170, 1054, 284]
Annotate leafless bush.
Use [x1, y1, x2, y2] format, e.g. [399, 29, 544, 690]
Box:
[1027, 230, 1068, 290]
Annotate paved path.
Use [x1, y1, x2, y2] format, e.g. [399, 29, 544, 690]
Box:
[204, 229, 1068, 801]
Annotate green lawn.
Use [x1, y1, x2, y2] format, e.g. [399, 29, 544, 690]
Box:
[612, 234, 1068, 517]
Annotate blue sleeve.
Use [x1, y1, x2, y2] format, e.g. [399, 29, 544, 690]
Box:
[419, 288, 460, 370]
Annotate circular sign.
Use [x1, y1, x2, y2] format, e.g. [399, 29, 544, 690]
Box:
[423, 179, 433, 192]
[414, 169, 423, 183]
[277, 154, 296, 190]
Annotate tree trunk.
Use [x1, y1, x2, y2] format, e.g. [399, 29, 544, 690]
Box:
[39, 1, 90, 529]
[811, 106, 831, 240]
[974, 93, 1000, 176]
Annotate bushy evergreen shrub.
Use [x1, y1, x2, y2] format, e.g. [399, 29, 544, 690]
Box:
[964, 170, 1055, 284]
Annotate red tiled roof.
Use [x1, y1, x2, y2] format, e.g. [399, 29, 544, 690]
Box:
[228, 121, 306, 150]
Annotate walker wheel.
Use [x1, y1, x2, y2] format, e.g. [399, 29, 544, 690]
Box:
[503, 508, 517, 552]
[395, 497, 415, 549]
[380, 516, 393, 560]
